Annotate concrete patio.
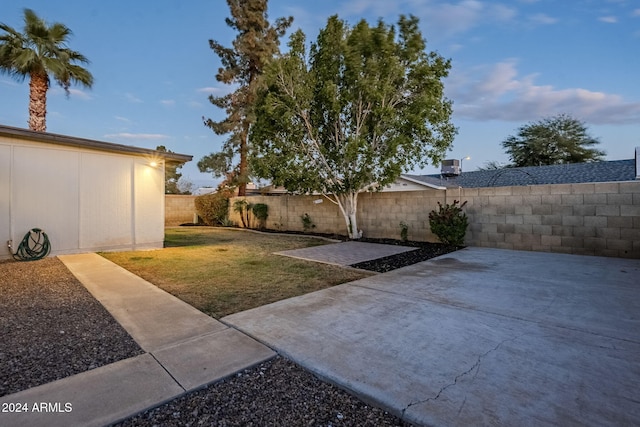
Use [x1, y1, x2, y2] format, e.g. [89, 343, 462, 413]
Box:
[224, 247, 640, 426]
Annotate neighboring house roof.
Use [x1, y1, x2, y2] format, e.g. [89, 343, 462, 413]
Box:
[406, 159, 637, 188]
[391, 175, 447, 191]
[0, 124, 192, 164]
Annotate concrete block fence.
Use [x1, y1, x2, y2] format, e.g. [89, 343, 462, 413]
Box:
[462, 182, 640, 258]
[166, 181, 640, 258]
[165, 195, 198, 226]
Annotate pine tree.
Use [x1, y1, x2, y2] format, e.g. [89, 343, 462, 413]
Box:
[200, 0, 292, 196]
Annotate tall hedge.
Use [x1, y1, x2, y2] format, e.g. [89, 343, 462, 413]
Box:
[194, 190, 232, 225]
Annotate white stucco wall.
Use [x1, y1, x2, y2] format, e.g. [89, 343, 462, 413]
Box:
[0, 135, 166, 259]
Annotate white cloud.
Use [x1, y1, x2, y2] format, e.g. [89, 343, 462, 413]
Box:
[339, 0, 403, 17]
[447, 60, 640, 124]
[160, 99, 175, 106]
[529, 13, 558, 25]
[0, 78, 20, 87]
[197, 86, 222, 93]
[425, 0, 515, 37]
[632, 9, 640, 17]
[49, 87, 93, 100]
[104, 133, 169, 140]
[598, 16, 618, 23]
[337, 0, 516, 38]
[114, 116, 131, 123]
[68, 88, 93, 100]
[125, 93, 143, 103]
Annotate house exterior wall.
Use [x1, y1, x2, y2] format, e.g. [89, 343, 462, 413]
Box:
[226, 181, 640, 258]
[1, 135, 166, 259]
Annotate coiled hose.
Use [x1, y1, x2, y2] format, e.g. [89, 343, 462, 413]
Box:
[11, 228, 51, 261]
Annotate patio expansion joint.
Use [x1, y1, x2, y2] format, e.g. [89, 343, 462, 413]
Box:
[400, 333, 525, 421]
[148, 351, 187, 393]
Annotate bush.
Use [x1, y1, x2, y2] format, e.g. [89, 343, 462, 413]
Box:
[194, 190, 232, 226]
[399, 221, 409, 242]
[300, 213, 316, 232]
[428, 200, 468, 246]
[252, 203, 269, 230]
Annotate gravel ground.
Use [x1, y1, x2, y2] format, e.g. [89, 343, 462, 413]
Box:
[0, 257, 144, 397]
[116, 356, 410, 427]
[1, 243, 454, 425]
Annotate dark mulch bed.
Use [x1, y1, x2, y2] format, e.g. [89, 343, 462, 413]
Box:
[259, 228, 462, 273]
[351, 238, 462, 273]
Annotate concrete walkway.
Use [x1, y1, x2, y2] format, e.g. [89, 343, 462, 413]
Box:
[0, 253, 275, 427]
[225, 247, 640, 426]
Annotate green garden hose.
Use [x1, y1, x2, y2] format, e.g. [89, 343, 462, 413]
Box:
[11, 228, 51, 261]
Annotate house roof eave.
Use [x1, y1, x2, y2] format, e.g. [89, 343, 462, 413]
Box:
[0, 124, 193, 164]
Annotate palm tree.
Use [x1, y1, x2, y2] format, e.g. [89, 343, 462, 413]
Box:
[0, 9, 93, 131]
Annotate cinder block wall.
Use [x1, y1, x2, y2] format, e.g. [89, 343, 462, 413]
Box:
[357, 190, 446, 242]
[165, 195, 198, 226]
[229, 190, 447, 240]
[225, 181, 640, 258]
[462, 181, 640, 258]
[228, 195, 345, 234]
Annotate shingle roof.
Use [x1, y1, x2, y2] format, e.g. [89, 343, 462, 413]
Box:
[405, 159, 637, 188]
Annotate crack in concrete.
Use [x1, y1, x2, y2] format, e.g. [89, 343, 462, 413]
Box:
[400, 333, 524, 421]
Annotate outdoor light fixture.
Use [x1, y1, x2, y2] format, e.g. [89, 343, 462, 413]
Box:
[147, 158, 164, 168]
[460, 156, 471, 172]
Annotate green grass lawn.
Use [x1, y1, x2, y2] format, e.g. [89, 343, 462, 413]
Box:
[100, 227, 369, 318]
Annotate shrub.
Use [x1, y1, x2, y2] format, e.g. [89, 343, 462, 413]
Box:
[220, 218, 235, 227]
[428, 200, 468, 246]
[399, 221, 409, 242]
[252, 203, 269, 230]
[301, 213, 316, 232]
[194, 190, 232, 226]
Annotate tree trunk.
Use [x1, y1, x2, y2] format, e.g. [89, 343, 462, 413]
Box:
[29, 71, 49, 132]
[334, 192, 362, 239]
[237, 126, 248, 196]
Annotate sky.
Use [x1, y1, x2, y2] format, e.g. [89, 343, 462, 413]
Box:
[1, 0, 639, 189]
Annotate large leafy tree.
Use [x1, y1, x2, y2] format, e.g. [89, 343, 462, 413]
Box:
[502, 114, 605, 167]
[0, 9, 93, 131]
[251, 15, 457, 239]
[201, 0, 292, 196]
